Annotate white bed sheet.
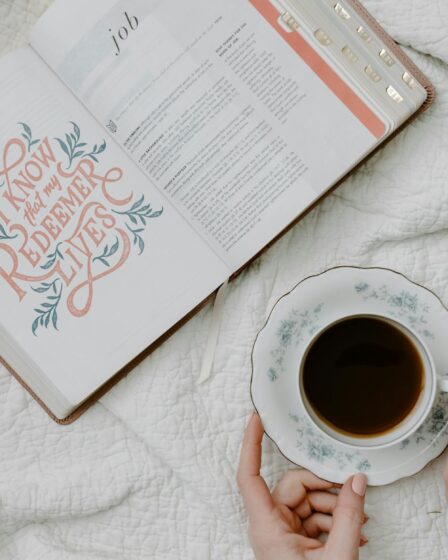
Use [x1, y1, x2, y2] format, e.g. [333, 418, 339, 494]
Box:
[1, 0, 448, 558]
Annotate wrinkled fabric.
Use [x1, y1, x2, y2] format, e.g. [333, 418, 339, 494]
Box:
[1, 0, 448, 558]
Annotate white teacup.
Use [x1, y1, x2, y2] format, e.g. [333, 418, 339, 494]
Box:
[298, 314, 448, 450]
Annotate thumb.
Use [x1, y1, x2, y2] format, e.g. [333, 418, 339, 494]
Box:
[325, 474, 367, 560]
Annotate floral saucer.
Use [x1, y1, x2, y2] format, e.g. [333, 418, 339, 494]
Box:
[251, 267, 448, 486]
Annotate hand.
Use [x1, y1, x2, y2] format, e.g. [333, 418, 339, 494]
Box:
[237, 413, 368, 560]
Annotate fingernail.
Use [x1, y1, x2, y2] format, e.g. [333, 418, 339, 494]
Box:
[363, 514, 370, 524]
[360, 535, 369, 546]
[352, 474, 367, 497]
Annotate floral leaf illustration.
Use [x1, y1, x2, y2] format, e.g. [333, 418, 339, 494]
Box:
[112, 196, 163, 257]
[126, 224, 146, 256]
[137, 236, 145, 255]
[93, 237, 120, 267]
[31, 279, 63, 336]
[150, 209, 163, 218]
[55, 122, 107, 169]
[83, 140, 107, 163]
[52, 309, 58, 329]
[71, 121, 81, 140]
[18, 122, 40, 153]
[40, 243, 64, 270]
[113, 197, 164, 227]
[21, 122, 32, 137]
[129, 195, 145, 212]
[55, 138, 70, 158]
[31, 317, 40, 335]
[0, 223, 17, 241]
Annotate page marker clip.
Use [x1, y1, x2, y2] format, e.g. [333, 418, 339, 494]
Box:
[314, 29, 332, 46]
[281, 11, 300, 32]
[402, 72, 417, 90]
[334, 3, 351, 20]
[387, 85, 404, 103]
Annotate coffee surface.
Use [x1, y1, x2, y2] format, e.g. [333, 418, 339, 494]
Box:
[303, 317, 424, 436]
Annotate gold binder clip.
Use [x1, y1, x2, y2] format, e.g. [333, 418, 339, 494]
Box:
[379, 49, 395, 67]
[314, 29, 332, 46]
[402, 72, 417, 90]
[357, 26, 371, 43]
[334, 3, 351, 19]
[387, 85, 404, 103]
[281, 11, 299, 31]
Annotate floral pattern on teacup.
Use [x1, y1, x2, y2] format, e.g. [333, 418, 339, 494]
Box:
[354, 283, 435, 339]
[289, 413, 372, 472]
[268, 304, 324, 382]
[399, 393, 448, 450]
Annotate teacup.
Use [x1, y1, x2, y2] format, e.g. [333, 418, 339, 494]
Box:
[298, 314, 448, 450]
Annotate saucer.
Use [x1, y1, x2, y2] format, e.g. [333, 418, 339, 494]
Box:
[251, 266, 448, 486]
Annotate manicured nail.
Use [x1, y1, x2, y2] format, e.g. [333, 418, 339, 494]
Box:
[360, 535, 369, 546]
[363, 514, 370, 524]
[352, 474, 367, 497]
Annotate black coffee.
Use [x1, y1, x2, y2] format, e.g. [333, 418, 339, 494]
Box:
[302, 317, 424, 437]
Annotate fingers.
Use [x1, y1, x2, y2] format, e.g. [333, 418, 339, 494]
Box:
[303, 513, 368, 546]
[272, 469, 334, 509]
[295, 490, 338, 518]
[443, 459, 448, 500]
[325, 474, 367, 560]
[303, 513, 333, 538]
[237, 413, 274, 518]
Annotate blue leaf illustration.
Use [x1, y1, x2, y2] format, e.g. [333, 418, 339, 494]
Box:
[31, 279, 62, 336]
[130, 196, 145, 212]
[138, 236, 145, 255]
[151, 209, 164, 218]
[93, 237, 120, 267]
[97, 141, 107, 153]
[70, 121, 81, 140]
[55, 122, 107, 168]
[32, 287, 49, 294]
[18, 122, 40, 152]
[0, 223, 17, 241]
[113, 196, 163, 257]
[55, 138, 70, 158]
[52, 309, 58, 330]
[32, 318, 40, 336]
[40, 243, 64, 270]
[19, 122, 32, 138]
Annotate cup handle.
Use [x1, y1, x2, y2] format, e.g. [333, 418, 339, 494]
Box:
[438, 374, 448, 393]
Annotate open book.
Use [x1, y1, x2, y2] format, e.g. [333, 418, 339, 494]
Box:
[0, 0, 434, 422]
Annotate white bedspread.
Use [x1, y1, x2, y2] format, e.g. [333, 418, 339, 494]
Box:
[1, 1, 448, 558]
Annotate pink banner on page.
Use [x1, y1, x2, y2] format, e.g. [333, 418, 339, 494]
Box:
[249, 0, 386, 139]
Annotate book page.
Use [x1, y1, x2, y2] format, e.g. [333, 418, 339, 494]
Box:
[0, 49, 229, 408]
[31, 0, 387, 271]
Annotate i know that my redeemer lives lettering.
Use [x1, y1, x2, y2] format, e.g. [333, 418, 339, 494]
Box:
[0, 122, 163, 336]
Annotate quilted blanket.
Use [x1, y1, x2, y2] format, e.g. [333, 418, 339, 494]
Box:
[1, 1, 448, 558]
